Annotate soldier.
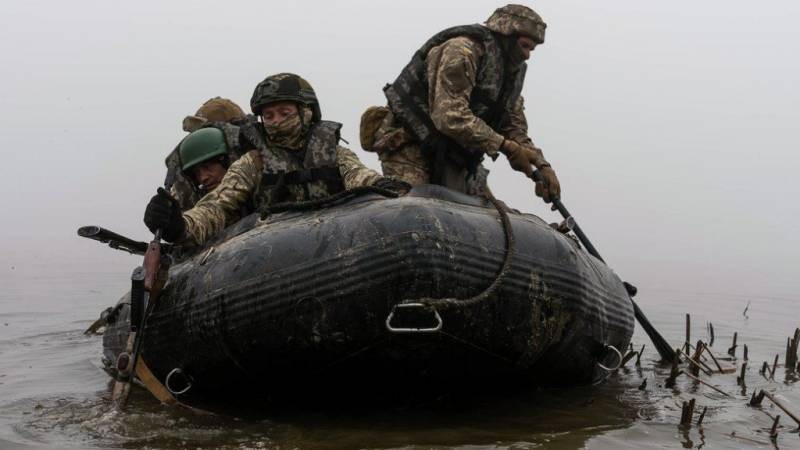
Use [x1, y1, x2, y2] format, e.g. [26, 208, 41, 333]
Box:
[177, 127, 233, 198]
[167, 97, 248, 210]
[361, 4, 560, 201]
[144, 73, 408, 246]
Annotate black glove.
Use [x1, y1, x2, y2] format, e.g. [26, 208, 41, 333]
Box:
[372, 177, 412, 194]
[143, 187, 185, 242]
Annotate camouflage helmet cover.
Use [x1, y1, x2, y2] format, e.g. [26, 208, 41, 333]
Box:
[178, 127, 229, 172]
[250, 73, 321, 121]
[485, 4, 546, 43]
[182, 97, 246, 132]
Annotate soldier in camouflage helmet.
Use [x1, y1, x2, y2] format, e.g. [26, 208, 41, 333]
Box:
[144, 73, 408, 246]
[361, 4, 560, 201]
[166, 97, 249, 210]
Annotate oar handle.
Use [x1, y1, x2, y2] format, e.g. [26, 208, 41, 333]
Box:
[528, 170, 604, 263]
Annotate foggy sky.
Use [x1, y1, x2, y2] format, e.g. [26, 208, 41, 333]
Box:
[1, 0, 798, 302]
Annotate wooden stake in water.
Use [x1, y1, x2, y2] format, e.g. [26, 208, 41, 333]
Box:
[743, 344, 748, 361]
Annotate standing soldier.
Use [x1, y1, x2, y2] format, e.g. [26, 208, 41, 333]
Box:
[166, 97, 249, 210]
[361, 4, 560, 201]
[144, 73, 408, 246]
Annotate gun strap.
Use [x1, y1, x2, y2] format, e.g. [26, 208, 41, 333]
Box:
[135, 358, 176, 405]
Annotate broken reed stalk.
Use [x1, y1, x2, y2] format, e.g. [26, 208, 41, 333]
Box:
[737, 362, 747, 387]
[728, 332, 738, 357]
[684, 314, 691, 354]
[683, 372, 732, 397]
[770, 415, 780, 440]
[707, 322, 715, 346]
[666, 349, 682, 388]
[635, 344, 645, 366]
[743, 344, 748, 361]
[619, 350, 637, 369]
[750, 390, 765, 406]
[697, 406, 708, 425]
[760, 361, 770, 380]
[680, 398, 696, 426]
[786, 328, 799, 370]
[770, 354, 779, 380]
[678, 348, 713, 376]
[761, 390, 800, 427]
[690, 340, 705, 376]
[703, 345, 725, 373]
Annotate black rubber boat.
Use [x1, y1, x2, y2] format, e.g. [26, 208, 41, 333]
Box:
[100, 185, 634, 407]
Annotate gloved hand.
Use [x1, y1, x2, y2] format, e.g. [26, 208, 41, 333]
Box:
[500, 139, 538, 177]
[534, 165, 561, 203]
[372, 177, 412, 194]
[143, 187, 185, 242]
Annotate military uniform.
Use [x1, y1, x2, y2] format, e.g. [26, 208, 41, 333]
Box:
[145, 73, 406, 246]
[165, 98, 248, 210]
[182, 126, 381, 246]
[363, 5, 556, 197]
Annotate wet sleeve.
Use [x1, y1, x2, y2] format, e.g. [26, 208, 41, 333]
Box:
[427, 37, 505, 157]
[336, 146, 383, 189]
[181, 150, 262, 246]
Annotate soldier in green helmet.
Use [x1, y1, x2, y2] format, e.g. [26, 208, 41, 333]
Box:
[360, 4, 560, 201]
[144, 73, 408, 246]
[166, 97, 250, 210]
[178, 127, 230, 194]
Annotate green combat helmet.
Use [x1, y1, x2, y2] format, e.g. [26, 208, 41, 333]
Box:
[179, 127, 229, 172]
[250, 73, 321, 122]
[183, 97, 247, 133]
[485, 4, 547, 44]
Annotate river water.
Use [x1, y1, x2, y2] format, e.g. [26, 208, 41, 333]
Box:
[1, 254, 798, 449]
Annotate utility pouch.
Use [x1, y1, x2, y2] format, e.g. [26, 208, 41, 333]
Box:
[359, 106, 390, 151]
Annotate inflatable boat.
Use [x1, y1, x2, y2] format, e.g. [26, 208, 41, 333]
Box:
[97, 185, 634, 407]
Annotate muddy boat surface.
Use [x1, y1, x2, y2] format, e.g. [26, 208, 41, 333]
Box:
[102, 185, 634, 407]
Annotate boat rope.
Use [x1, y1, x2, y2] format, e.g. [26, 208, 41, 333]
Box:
[400, 188, 515, 311]
[259, 185, 400, 219]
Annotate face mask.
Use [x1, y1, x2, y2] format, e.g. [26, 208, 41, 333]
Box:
[264, 107, 313, 150]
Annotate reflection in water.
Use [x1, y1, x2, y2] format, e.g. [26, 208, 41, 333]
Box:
[1, 265, 798, 449]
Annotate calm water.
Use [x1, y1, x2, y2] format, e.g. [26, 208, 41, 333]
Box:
[1, 255, 798, 449]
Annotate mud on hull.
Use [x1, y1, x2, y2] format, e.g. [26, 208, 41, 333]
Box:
[103, 186, 634, 407]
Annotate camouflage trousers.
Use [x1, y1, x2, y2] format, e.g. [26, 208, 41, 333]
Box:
[378, 141, 489, 196]
[368, 109, 488, 195]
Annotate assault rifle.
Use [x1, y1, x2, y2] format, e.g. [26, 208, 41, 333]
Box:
[108, 183, 177, 408]
[77, 225, 171, 256]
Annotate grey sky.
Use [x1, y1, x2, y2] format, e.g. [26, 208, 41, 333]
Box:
[1, 0, 797, 302]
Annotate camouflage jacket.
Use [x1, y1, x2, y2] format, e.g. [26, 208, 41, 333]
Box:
[385, 25, 533, 158]
[427, 35, 533, 156]
[181, 145, 381, 246]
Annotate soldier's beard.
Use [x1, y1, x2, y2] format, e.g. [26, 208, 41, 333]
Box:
[503, 37, 527, 68]
[264, 108, 313, 150]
